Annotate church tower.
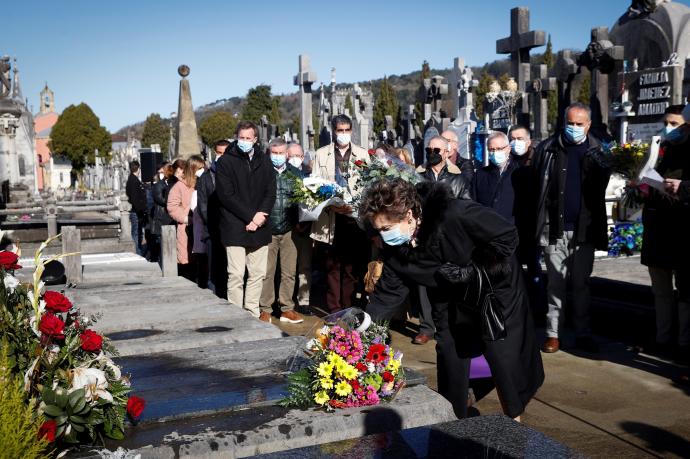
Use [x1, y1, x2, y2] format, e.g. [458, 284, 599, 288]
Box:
[40, 83, 55, 114]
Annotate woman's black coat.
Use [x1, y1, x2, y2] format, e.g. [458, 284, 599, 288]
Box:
[367, 183, 544, 418]
[150, 177, 174, 235]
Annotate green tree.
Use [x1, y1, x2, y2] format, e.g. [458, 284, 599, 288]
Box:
[474, 72, 496, 121]
[544, 35, 555, 69]
[141, 113, 169, 154]
[577, 73, 591, 106]
[498, 73, 512, 90]
[373, 76, 400, 135]
[269, 96, 282, 124]
[344, 95, 354, 115]
[199, 111, 237, 147]
[49, 103, 111, 173]
[241, 84, 273, 123]
[544, 36, 558, 127]
[312, 110, 320, 149]
[421, 60, 431, 80]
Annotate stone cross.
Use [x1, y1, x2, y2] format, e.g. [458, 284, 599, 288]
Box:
[448, 57, 478, 123]
[496, 7, 546, 117]
[403, 105, 417, 143]
[578, 27, 625, 131]
[293, 54, 317, 150]
[259, 115, 269, 146]
[555, 50, 580, 130]
[526, 64, 557, 141]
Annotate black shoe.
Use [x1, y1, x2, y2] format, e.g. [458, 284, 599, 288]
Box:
[295, 305, 314, 316]
[575, 336, 600, 353]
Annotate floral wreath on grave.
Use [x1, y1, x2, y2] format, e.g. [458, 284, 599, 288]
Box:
[279, 308, 405, 411]
[0, 230, 144, 453]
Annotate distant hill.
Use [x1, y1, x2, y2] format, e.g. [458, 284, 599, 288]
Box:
[116, 51, 584, 137]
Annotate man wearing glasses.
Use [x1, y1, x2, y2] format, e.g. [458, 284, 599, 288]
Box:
[473, 132, 519, 222]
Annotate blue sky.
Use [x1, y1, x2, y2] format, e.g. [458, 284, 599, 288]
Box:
[6, 0, 690, 131]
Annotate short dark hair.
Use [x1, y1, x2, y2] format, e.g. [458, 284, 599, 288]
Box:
[214, 139, 231, 149]
[509, 125, 531, 139]
[129, 160, 140, 173]
[236, 120, 259, 138]
[332, 114, 352, 131]
[359, 178, 421, 223]
[665, 104, 685, 116]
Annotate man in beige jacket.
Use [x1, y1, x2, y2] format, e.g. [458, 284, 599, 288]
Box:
[310, 114, 371, 312]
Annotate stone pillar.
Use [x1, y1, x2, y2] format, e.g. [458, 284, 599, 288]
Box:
[119, 195, 133, 243]
[45, 202, 58, 237]
[175, 65, 199, 159]
[61, 226, 82, 284]
[161, 225, 177, 277]
[294, 55, 317, 150]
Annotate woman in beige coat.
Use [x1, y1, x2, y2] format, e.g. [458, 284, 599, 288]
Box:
[167, 155, 205, 280]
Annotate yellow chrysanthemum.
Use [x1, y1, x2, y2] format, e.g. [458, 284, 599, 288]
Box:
[317, 362, 333, 378]
[334, 381, 352, 397]
[320, 378, 334, 389]
[328, 352, 343, 365]
[386, 358, 401, 373]
[340, 365, 358, 380]
[314, 391, 330, 405]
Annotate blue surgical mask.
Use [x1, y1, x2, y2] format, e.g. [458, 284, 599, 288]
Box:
[380, 225, 411, 246]
[662, 125, 680, 140]
[564, 125, 587, 144]
[270, 154, 286, 168]
[237, 139, 254, 153]
[490, 150, 508, 166]
[510, 139, 527, 156]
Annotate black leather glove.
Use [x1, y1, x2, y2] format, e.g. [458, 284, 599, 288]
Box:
[437, 262, 476, 284]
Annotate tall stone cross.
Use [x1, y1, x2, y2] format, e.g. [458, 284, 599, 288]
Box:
[578, 27, 624, 132]
[403, 105, 417, 143]
[526, 64, 557, 141]
[555, 50, 580, 130]
[448, 57, 478, 123]
[293, 54, 317, 150]
[496, 7, 546, 119]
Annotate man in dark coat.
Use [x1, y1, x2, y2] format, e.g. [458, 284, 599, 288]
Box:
[641, 105, 690, 361]
[473, 131, 519, 222]
[442, 129, 475, 184]
[197, 139, 231, 299]
[125, 160, 147, 257]
[215, 121, 276, 320]
[533, 102, 611, 354]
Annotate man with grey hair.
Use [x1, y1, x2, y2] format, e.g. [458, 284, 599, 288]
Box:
[441, 129, 475, 183]
[533, 102, 611, 354]
[416, 135, 472, 199]
[473, 131, 519, 221]
[259, 138, 304, 324]
[286, 141, 314, 316]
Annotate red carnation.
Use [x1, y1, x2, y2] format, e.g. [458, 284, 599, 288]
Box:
[43, 291, 73, 313]
[382, 371, 394, 383]
[38, 419, 57, 442]
[356, 362, 367, 372]
[366, 344, 387, 364]
[367, 149, 376, 156]
[39, 313, 65, 339]
[349, 379, 361, 391]
[354, 159, 364, 167]
[80, 329, 103, 352]
[126, 396, 146, 420]
[0, 251, 21, 270]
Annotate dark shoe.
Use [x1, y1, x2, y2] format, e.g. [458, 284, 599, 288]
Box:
[542, 337, 560, 353]
[280, 310, 304, 324]
[413, 334, 432, 345]
[295, 305, 314, 316]
[575, 336, 600, 353]
[259, 311, 272, 323]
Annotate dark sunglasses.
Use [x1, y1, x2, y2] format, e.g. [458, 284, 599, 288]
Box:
[425, 147, 442, 155]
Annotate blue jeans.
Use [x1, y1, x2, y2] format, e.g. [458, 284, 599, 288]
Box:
[130, 212, 146, 257]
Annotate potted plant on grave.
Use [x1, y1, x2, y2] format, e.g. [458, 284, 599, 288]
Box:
[0, 230, 145, 454]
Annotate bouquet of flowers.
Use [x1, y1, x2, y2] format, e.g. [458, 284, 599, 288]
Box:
[0, 231, 144, 451]
[288, 175, 346, 222]
[606, 141, 651, 207]
[608, 221, 643, 256]
[353, 155, 422, 192]
[280, 308, 404, 410]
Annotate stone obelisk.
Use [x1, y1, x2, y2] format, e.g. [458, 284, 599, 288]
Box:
[175, 65, 199, 159]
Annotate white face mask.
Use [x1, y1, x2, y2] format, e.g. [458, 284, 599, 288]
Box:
[336, 133, 351, 146]
[510, 139, 528, 156]
[288, 157, 303, 168]
[158, 172, 164, 180]
[195, 168, 204, 178]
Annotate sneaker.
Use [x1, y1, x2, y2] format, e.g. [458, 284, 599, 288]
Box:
[280, 310, 304, 324]
[259, 311, 272, 323]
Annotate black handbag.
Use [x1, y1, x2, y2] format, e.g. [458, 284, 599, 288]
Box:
[475, 265, 507, 341]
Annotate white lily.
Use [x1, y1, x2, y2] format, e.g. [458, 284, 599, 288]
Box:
[96, 352, 122, 380]
[69, 367, 113, 403]
[3, 274, 19, 292]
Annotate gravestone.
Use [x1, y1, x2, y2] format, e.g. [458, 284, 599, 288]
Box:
[578, 27, 625, 134]
[448, 57, 479, 124]
[555, 49, 581, 130]
[527, 64, 557, 141]
[294, 55, 317, 151]
[496, 7, 546, 125]
[175, 65, 200, 159]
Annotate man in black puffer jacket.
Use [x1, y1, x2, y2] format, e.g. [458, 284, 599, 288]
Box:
[258, 138, 304, 324]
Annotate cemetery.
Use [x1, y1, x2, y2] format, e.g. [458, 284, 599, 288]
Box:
[1, 1, 690, 458]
